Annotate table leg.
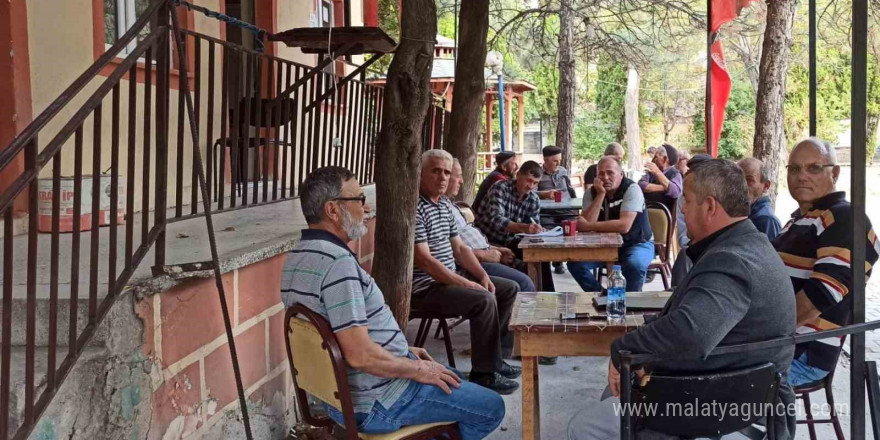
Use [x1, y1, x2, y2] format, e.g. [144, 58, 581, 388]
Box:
[522, 356, 541, 440]
[528, 262, 542, 291]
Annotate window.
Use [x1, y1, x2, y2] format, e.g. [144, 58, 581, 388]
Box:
[320, 0, 333, 27]
[104, 0, 151, 54]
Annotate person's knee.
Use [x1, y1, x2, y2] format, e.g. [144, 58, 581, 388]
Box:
[494, 277, 519, 298]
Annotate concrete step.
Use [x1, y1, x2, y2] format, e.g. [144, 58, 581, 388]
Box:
[0, 298, 107, 347]
[4, 346, 108, 437]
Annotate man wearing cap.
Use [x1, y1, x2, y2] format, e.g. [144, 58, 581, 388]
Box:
[639, 143, 683, 212]
[537, 145, 577, 200]
[584, 142, 625, 184]
[473, 151, 518, 215]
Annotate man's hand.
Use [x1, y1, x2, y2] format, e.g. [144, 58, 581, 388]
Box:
[593, 177, 605, 195]
[411, 360, 461, 394]
[497, 247, 516, 266]
[479, 275, 496, 293]
[608, 360, 621, 398]
[483, 248, 503, 263]
[644, 162, 661, 177]
[461, 279, 485, 291]
[410, 347, 435, 362]
[526, 223, 544, 234]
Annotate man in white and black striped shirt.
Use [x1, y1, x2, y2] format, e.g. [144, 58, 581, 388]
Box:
[412, 150, 522, 395]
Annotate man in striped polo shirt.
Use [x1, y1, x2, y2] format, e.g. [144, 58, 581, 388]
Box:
[774, 138, 879, 386]
[282, 167, 505, 439]
[412, 149, 522, 395]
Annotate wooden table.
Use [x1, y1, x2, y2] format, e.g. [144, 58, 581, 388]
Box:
[510, 291, 648, 440]
[518, 232, 623, 290]
[538, 197, 583, 212]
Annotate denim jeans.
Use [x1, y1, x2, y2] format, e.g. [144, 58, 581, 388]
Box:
[329, 379, 505, 440]
[481, 262, 536, 292]
[567, 241, 655, 292]
[788, 353, 830, 386]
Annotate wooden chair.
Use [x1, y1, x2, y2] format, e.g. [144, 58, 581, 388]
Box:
[285, 304, 461, 440]
[646, 201, 674, 289]
[622, 362, 782, 440]
[794, 338, 847, 440]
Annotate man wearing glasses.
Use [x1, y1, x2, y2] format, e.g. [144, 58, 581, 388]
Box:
[773, 138, 879, 386]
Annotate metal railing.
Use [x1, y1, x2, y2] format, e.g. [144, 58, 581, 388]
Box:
[0, 0, 398, 437]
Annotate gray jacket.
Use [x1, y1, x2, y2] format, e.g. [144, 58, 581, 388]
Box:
[612, 220, 797, 439]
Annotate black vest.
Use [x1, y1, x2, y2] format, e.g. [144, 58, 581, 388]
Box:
[590, 178, 652, 247]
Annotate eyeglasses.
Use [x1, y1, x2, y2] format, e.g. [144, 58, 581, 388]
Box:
[786, 164, 835, 175]
[332, 195, 367, 205]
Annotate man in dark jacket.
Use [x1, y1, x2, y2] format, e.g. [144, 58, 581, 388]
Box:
[473, 151, 518, 215]
[568, 159, 797, 440]
[737, 157, 781, 240]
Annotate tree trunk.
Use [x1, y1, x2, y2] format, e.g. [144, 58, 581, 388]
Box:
[372, 0, 436, 328]
[752, 0, 796, 204]
[555, 0, 575, 171]
[624, 66, 642, 172]
[444, 0, 489, 203]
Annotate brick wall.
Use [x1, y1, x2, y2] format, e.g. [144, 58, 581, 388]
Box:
[136, 217, 377, 439]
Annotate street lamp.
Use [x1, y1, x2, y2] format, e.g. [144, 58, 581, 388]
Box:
[486, 50, 506, 151]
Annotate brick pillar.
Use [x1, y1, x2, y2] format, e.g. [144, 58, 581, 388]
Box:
[0, 0, 33, 214]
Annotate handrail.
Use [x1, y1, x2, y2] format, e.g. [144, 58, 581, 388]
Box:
[0, 30, 165, 217]
[620, 319, 880, 365]
[0, 0, 166, 174]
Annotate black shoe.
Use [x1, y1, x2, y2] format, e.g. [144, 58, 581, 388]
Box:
[538, 356, 558, 365]
[469, 372, 520, 395]
[645, 272, 656, 283]
[499, 361, 522, 379]
[554, 262, 567, 274]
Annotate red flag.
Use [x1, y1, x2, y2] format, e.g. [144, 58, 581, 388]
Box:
[709, 41, 731, 158]
[711, 0, 758, 32]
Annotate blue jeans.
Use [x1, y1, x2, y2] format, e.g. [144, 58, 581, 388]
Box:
[788, 353, 830, 386]
[329, 379, 505, 440]
[567, 242, 655, 292]
[481, 262, 536, 292]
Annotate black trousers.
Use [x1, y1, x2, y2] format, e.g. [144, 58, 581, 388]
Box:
[504, 237, 555, 291]
[411, 276, 519, 373]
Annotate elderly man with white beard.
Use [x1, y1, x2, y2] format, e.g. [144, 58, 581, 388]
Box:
[280, 166, 506, 439]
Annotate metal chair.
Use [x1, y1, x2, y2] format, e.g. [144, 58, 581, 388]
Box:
[285, 304, 461, 440]
[646, 201, 674, 290]
[622, 362, 782, 440]
[794, 338, 847, 440]
[409, 309, 457, 368]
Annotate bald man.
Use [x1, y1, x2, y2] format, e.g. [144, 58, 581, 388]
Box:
[774, 138, 879, 387]
[584, 142, 625, 184]
[737, 158, 781, 241]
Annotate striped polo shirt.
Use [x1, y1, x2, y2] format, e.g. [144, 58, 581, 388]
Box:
[281, 229, 411, 414]
[772, 191, 880, 372]
[412, 195, 460, 295]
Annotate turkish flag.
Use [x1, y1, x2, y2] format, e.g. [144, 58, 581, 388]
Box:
[708, 41, 731, 158]
[711, 0, 759, 32]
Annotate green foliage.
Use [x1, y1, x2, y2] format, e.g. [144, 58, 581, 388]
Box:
[573, 114, 618, 160]
[692, 80, 756, 159]
[595, 59, 627, 140]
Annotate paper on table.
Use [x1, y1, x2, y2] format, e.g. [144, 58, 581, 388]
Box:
[516, 226, 563, 238]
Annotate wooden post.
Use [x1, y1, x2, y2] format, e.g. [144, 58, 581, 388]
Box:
[505, 90, 513, 151]
[485, 95, 494, 152]
[517, 95, 525, 153]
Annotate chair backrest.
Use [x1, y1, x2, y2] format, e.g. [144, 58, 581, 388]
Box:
[455, 201, 475, 224]
[646, 201, 673, 263]
[285, 303, 360, 437]
[632, 363, 781, 438]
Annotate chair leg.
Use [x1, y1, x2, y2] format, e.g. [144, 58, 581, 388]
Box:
[825, 382, 846, 440]
[660, 265, 671, 290]
[434, 320, 444, 340]
[802, 392, 818, 440]
[439, 318, 456, 368]
[417, 319, 433, 347]
[414, 318, 428, 347]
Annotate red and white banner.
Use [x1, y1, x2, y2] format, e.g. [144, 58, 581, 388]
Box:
[709, 41, 732, 158]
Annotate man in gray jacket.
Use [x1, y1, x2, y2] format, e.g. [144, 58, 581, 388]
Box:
[568, 159, 796, 440]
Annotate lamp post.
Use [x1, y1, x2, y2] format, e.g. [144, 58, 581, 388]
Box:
[486, 51, 506, 151]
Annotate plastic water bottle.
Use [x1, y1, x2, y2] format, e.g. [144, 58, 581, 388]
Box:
[607, 265, 626, 324]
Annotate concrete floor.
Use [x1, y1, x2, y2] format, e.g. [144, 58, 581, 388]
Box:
[408, 269, 877, 440]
